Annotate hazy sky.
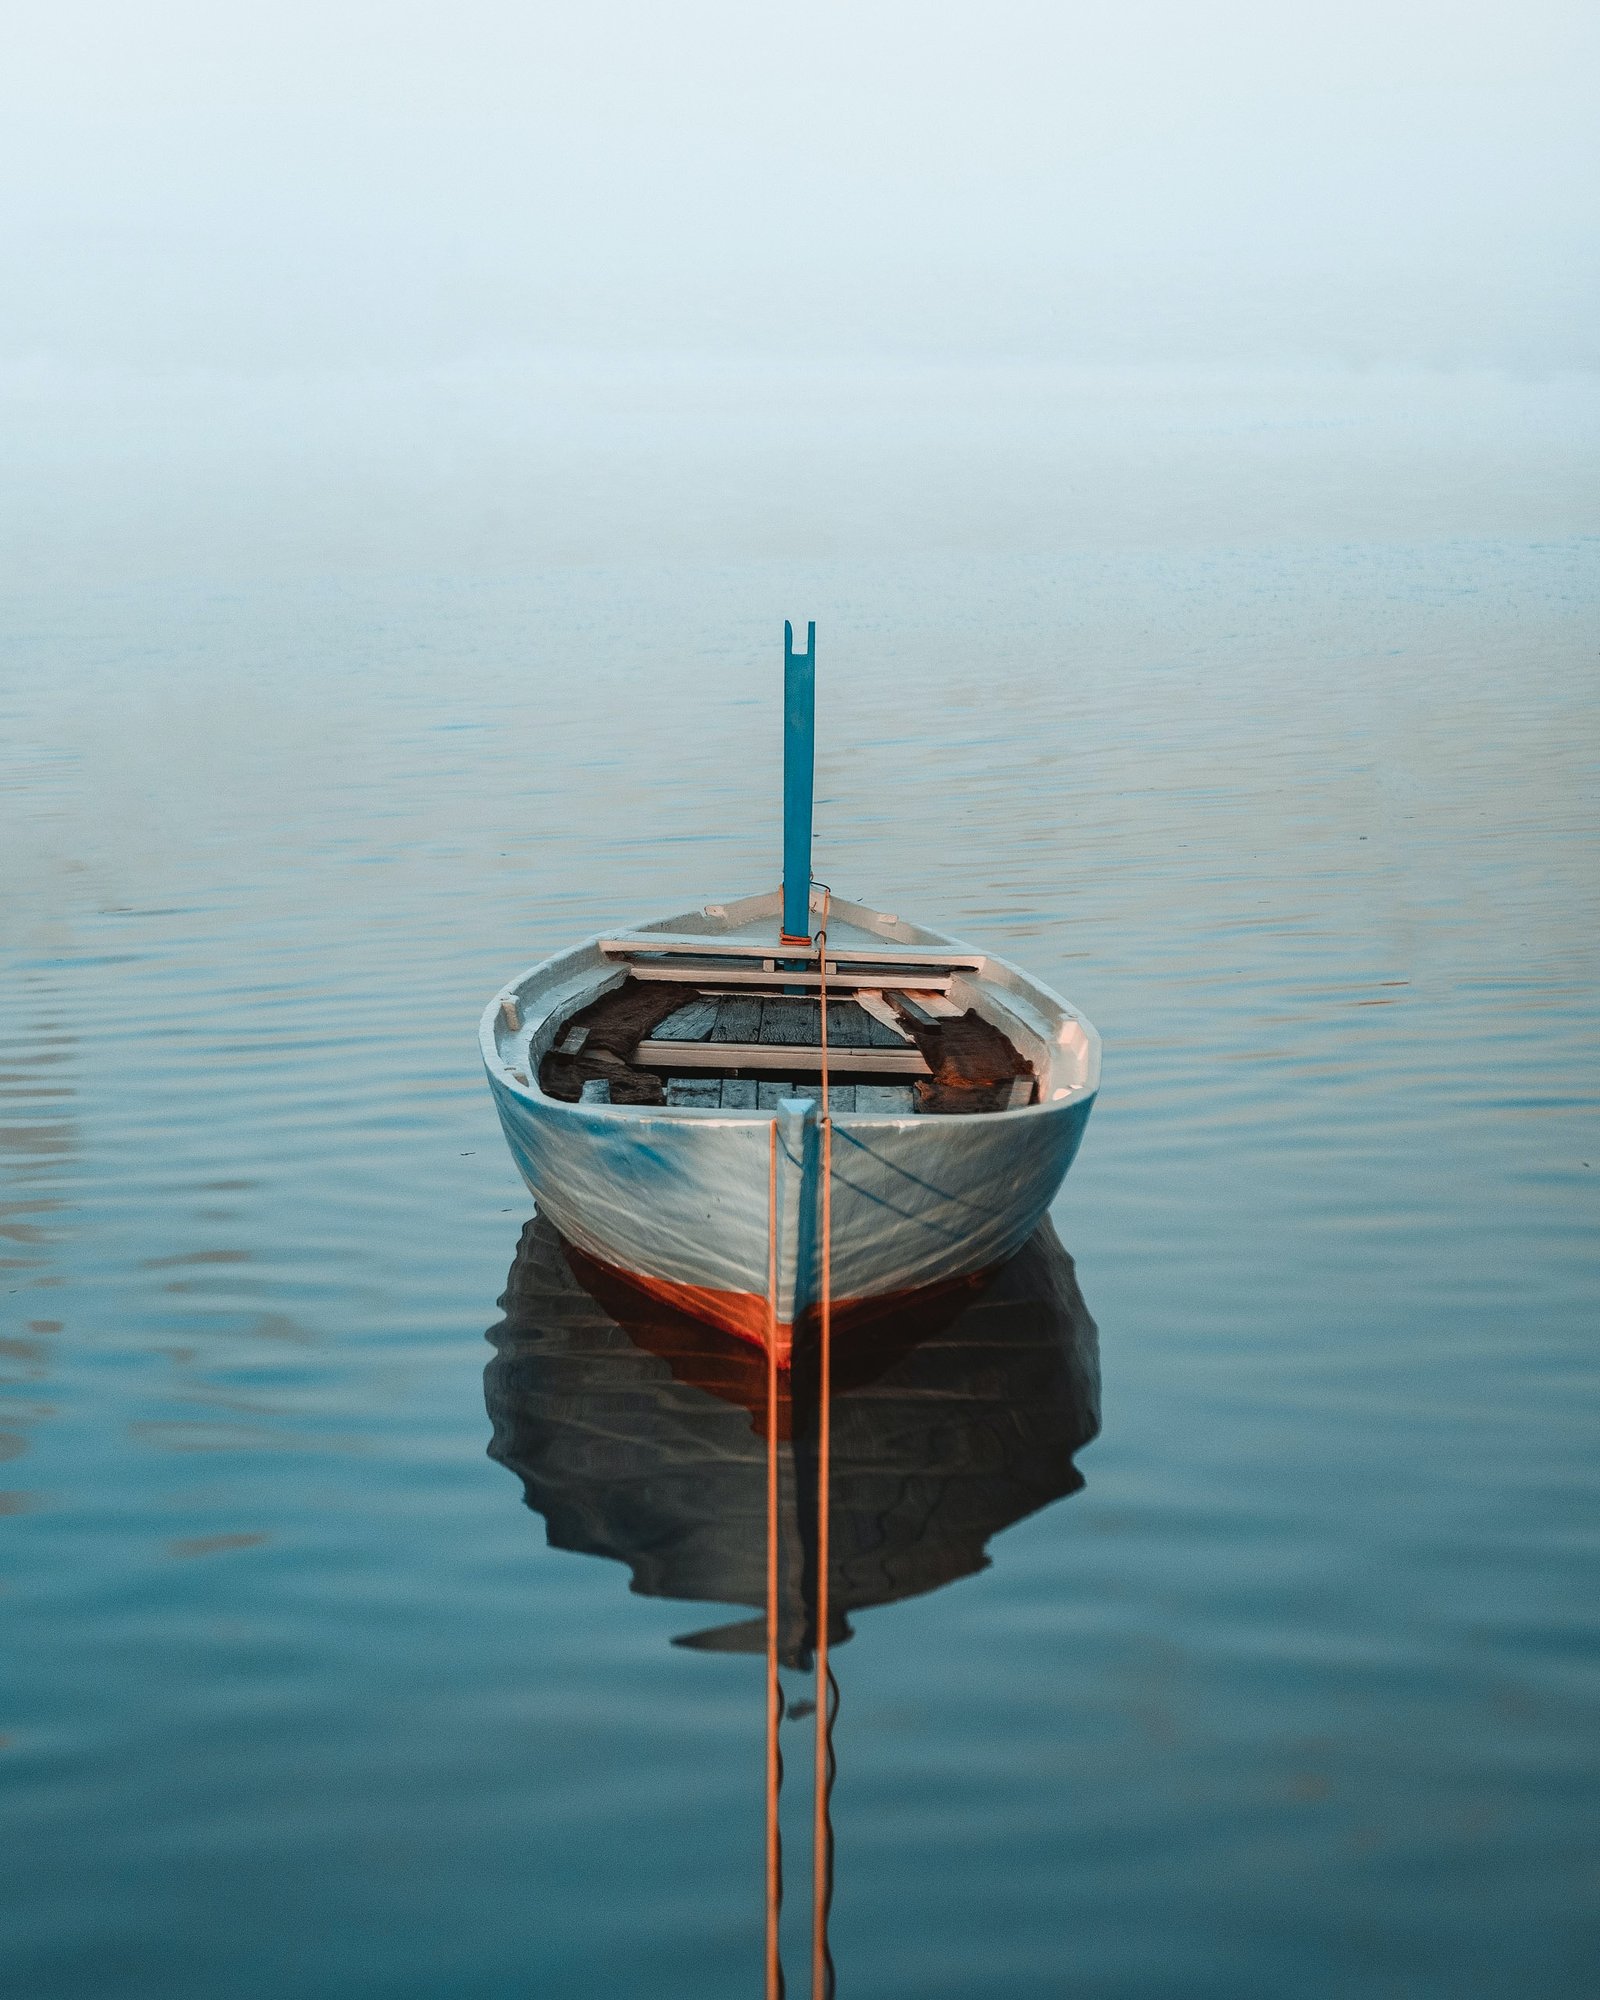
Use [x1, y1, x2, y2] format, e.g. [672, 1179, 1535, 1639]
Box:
[2, 1, 1596, 370]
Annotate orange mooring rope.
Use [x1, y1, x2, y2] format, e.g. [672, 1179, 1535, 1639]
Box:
[766, 1119, 785, 2000]
[811, 891, 836, 2000]
[765, 891, 838, 1998]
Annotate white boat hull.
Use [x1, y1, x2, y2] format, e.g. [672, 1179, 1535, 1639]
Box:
[481, 890, 1099, 1361]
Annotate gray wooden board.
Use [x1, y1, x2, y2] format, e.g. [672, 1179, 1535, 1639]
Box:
[854, 1083, 916, 1114]
[666, 1078, 722, 1108]
[864, 1015, 910, 1048]
[825, 1000, 871, 1048]
[759, 998, 819, 1045]
[855, 991, 916, 1043]
[653, 997, 721, 1041]
[677, 1079, 863, 1112]
[712, 996, 763, 1042]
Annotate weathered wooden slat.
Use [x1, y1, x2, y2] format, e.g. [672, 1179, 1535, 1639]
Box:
[893, 993, 941, 1028]
[758, 997, 817, 1045]
[854, 1083, 917, 1114]
[635, 1040, 929, 1076]
[557, 1024, 589, 1055]
[854, 991, 916, 1043]
[650, 1074, 898, 1115]
[891, 990, 962, 1019]
[601, 934, 985, 970]
[653, 997, 721, 1042]
[824, 1000, 872, 1048]
[619, 964, 954, 992]
[712, 996, 763, 1042]
[666, 1078, 722, 1108]
[1004, 1077, 1037, 1109]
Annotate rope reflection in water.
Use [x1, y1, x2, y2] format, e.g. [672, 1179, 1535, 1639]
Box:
[484, 1181, 1101, 1994]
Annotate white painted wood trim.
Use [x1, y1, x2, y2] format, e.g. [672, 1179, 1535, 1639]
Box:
[618, 964, 954, 993]
[893, 990, 962, 1018]
[600, 935, 986, 970]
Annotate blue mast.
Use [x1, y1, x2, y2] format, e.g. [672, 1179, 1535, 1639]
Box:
[782, 620, 816, 943]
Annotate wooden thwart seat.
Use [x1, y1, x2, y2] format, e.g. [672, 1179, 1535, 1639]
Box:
[602, 963, 955, 991]
[637, 1039, 930, 1076]
[600, 933, 983, 977]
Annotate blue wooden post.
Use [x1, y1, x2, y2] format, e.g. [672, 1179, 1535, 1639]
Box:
[782, 620, 816, 943]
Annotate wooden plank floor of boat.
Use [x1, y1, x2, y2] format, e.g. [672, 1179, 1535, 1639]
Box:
[538, 980, 1036, 1115]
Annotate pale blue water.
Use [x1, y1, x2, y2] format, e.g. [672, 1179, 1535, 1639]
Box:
[3, 361, 1598, 1996]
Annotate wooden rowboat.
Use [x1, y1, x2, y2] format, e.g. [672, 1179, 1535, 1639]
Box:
[480, 623, 1101, 1363]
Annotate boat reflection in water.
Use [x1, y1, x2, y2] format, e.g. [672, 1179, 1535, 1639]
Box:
[484, 1212, 1099, 1662]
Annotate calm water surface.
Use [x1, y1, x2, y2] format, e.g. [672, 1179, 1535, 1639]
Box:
[3, 362, 1598, 1996]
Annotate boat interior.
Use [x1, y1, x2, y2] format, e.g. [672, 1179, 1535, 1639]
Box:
[489, 889, 1098, 1119]
[538, 976, 1035, 1115]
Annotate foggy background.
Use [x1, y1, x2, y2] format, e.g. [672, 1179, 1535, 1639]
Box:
[2, 0, 1595, 373]
[2, 4, 1596, 594]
